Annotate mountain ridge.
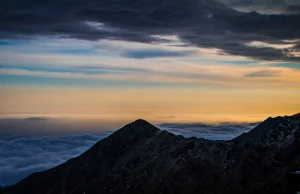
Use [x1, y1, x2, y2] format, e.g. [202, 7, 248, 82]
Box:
[4, 114, 300, 194]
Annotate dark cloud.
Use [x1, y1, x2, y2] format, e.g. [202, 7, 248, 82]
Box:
[218, 0, 300, 14]
[287, 5, 300, 13]
[0, 133, 111, 186]
[244, 69, 280, 77]
[122, 49, 195, 59]
[1, 0, 300, 62]
[25, 117, 48, 121]
[160, 122, 260, 140]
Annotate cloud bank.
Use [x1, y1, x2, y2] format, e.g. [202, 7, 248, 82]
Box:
[0, 133, 111, 186]
[0, 118, 260, 186]
[1, 0, 300, 62]
[160, 122, 259, 140]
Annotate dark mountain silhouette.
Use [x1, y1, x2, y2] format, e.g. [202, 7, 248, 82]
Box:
[3, 114, 300, 194]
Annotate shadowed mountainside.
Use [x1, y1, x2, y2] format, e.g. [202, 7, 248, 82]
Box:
[4, 114, 300, 194]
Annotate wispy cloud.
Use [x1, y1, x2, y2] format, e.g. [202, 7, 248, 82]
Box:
[156, 116, 175, 119]
[268, 62, 300, 70]
[122, 49, 195, 59]
[1, 62, 300, 89]
[245, 70, 281, 77]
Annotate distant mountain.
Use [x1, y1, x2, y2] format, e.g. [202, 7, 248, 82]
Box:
[4, 115, 300, 194]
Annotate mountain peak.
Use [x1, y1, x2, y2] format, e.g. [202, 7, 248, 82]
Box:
[235, 113, 300, 142]
[112, 119, 161, 140]
[132, 119, 152, 125]
[121, 119, 159, 131]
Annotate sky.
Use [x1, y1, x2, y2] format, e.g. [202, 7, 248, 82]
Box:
[1, 0, 300, 124]
[1, 0, 300, 185]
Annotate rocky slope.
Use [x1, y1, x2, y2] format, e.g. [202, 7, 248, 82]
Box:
[3, 114, 300, 194]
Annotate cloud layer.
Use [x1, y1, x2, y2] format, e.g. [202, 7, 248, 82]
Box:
[0, 133, 111, 186]
[1, 0, 300, 62]
[0, 118, 260, 186]
[160, 122, 259, 140]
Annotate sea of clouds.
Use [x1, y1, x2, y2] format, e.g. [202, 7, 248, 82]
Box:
[0, 119, 259, 186]
[160, 122, 260, 140]
[0, 133, 112, 186]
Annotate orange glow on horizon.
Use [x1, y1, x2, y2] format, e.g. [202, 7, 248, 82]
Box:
[1, 88, 299, 124]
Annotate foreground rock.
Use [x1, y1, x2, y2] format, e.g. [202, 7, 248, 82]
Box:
[4, 114, 300, 194]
